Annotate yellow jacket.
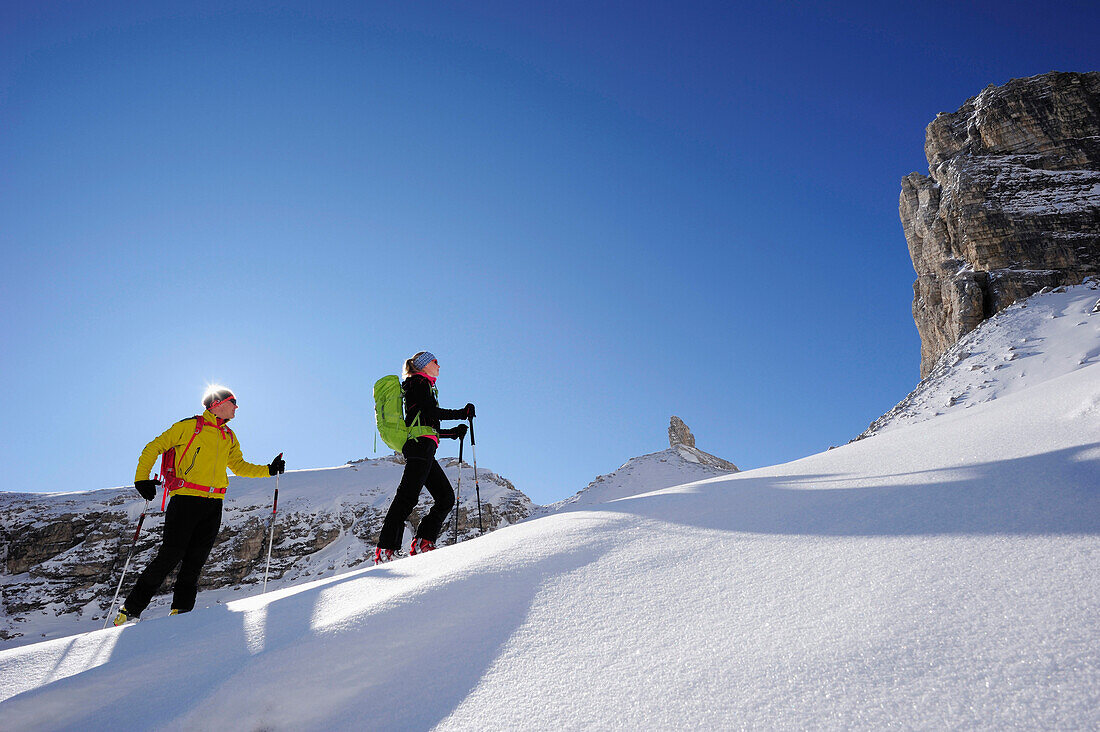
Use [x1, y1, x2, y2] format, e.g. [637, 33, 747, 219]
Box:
[135, 411, 270, 499]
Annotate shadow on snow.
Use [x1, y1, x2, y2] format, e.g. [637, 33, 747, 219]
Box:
[587, 443, 1100, 537]
[0, 539, 605, 731]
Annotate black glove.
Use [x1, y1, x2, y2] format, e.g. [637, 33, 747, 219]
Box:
[464, 403, 476, 418]
[135, 478, 161, 501]
[439, 424, 467, 440]
[268, 453, 285, 476]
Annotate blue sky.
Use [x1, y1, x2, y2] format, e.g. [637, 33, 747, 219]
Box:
[2, 1, 1097, 505]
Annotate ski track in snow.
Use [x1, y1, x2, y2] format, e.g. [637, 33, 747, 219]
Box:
[1, 288, 1099, 729]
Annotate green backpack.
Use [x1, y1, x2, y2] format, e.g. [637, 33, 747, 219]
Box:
[374, 374, 436, 452]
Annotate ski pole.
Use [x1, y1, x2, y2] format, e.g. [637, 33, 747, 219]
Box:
[262, 459, 281, 594]
[470, 416, 483, 534]
[452, 435, 464, 545]
[103, 496, 151, 629]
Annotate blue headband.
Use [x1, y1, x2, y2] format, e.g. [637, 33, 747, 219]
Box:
[411, 352, 437, 371]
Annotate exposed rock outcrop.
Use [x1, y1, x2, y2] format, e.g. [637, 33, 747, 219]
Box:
[668, 416, 695, 448]
[668, 417, 739, 472]
[902, 71, 1100, 376]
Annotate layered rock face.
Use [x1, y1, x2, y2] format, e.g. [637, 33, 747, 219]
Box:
[902, 71, 1100, 376]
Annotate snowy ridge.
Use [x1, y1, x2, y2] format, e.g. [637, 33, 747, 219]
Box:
[860, 280, 1100, 437]
[532, 446, 736, 517]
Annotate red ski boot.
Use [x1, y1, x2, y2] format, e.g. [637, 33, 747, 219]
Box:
[409, 538, 436, 556]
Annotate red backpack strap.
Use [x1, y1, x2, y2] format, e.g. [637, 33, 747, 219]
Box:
[159, 448, 175, 511]
[178, 416, 204, 460]
[161, 417, 205, 509]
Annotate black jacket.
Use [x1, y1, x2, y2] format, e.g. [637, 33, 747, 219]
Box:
[402, 373, 466, 439]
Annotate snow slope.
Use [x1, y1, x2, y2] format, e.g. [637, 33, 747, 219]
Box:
[862, 281, 1100, 436]
[1, 353, 1097, 728]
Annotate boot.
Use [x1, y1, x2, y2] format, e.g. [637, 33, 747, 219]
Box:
[410, 538, 436, 555]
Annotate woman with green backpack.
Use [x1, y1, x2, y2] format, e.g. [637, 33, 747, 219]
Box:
[375, 351, 473, 563]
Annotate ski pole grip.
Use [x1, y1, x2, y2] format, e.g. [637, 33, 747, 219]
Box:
[459, 435, 464, 463]
[468, 416, 475, 446]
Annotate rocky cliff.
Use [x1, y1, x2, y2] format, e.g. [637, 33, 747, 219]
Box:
[0, 456, 531, 647]
[901, 71, 1100, 376]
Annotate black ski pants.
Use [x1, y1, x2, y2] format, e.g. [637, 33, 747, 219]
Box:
[377, 437, 455, 550]
[124, 494, 223, 616]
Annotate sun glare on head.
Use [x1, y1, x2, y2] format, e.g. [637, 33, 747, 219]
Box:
[203, 383, 231, 402]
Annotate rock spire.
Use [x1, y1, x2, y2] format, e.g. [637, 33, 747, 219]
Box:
[668, 415, 695, 448]
[668, 416, 738, 472]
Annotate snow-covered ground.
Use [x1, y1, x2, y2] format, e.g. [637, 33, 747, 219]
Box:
[863, 281, 1100, 435]
[1, 287, 1098, 729]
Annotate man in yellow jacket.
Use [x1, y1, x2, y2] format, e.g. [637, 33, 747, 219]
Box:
[114, 386, 285, 625]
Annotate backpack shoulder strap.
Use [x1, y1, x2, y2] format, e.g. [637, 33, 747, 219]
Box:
[161, 416, 206, 510]
[179, 416, 204, 458]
